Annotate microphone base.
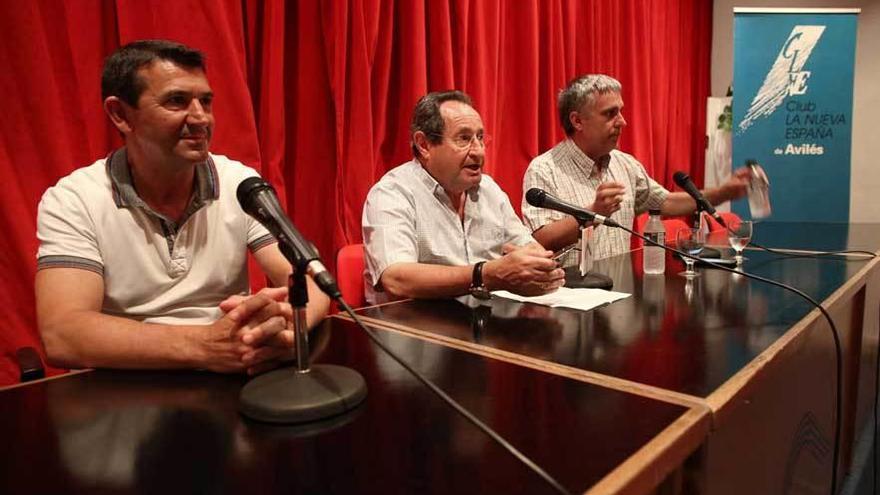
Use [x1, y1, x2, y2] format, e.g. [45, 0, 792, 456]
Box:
[239, 364, 367, 424]
[563, 267, 614, 290]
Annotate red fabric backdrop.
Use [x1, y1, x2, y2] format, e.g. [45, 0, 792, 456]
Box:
[0, 0, 712, 385]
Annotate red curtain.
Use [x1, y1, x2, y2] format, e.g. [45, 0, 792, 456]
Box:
[0, 0, 712, 385]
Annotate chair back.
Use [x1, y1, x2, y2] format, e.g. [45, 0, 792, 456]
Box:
[631, 212, 648, 249]
[335, 243, 366, 308]
[705, 211, 742, 232]
[662, 218, 691, 242]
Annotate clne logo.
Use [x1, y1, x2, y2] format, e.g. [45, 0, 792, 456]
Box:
[739, 25, 825, 133]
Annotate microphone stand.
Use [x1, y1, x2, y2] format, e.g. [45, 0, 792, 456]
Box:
[239, 244, 367, 424]
[236, 241, 574, 493]
[562, 219, 613, 289]
[578, 223, 592, 276]
[291, 268, 313, 373]
[693, 204, 705, 230]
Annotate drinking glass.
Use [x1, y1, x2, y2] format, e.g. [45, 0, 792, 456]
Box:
[727, 220, 753, 265]
[676, 227, 706, 278]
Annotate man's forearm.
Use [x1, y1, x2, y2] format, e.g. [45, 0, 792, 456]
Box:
[661, 188, 734, 217]
[530, 216, 581, 252]
[36, 268, 214, 370]
[39, 309, 210, 370]
[379, 263, 474, 299]
[702, 186, 736, 206]
[37, 268, 298, 374]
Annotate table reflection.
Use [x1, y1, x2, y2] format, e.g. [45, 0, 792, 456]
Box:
[358, 235, 872, 396]
[47, 373, 240, 492]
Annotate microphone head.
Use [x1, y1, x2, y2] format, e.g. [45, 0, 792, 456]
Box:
[236, 177, 275, 213]
[673, 171, 690, 187]
[525, 188, 547, 207]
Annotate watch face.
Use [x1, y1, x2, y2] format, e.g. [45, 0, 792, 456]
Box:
[469, 287, 492, 300]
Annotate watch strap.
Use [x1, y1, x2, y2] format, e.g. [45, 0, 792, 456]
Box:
[471, 261, 486, 290]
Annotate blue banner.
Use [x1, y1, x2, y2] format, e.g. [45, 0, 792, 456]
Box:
[732, 9, 858, 222]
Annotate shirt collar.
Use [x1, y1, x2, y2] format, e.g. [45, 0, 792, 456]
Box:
[557, 138, 611, 178]
[412, 158, 482, 203]
[107, 147, 219, 209]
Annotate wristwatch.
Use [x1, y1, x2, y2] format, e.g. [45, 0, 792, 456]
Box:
[469, 261, 491, 300]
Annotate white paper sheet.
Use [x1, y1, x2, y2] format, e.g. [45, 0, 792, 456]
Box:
[491, 287, 630, 312]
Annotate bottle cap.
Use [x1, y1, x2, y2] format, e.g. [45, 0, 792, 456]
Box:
[648, 209, 661, 215]
[748, 163, 770, 186]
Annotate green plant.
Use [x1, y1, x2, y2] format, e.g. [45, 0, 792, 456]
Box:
[717, 103, 732, 131]
[717, 86, 733, 131]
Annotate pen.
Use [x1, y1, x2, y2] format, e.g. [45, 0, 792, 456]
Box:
[552, 245, 578, 261]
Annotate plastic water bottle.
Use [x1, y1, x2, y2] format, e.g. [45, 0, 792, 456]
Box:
[643, 209, 665, 274]
[642, 274, 666, 330]
[745, 159, 772, 219]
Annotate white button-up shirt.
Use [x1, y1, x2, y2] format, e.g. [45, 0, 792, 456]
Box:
[362, 160, 535, 304]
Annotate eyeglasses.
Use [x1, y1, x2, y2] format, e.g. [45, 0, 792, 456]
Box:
[429, 132, 493, 150]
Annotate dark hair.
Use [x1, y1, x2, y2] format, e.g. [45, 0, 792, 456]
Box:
[101, 40, 206, 107]
[558, 74, 621, 135]
[410, 90, 473, 158]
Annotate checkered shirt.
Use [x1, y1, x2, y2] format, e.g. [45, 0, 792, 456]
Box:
[521, 139, 669, 261]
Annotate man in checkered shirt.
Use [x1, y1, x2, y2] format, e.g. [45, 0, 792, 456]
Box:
[522, 74, 750, 261]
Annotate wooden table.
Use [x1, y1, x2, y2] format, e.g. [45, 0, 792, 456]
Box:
[0, 317, 709, 495]
[349, 222, 880, 494]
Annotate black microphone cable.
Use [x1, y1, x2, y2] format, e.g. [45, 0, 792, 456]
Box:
[738, 239, 880, 494]
[714, 216, 877, 260]
[725, 222, 879, 485]
[874, 317, 880, 495]
[239, 180, 571, 494]
[335, 298, 573, 495]
[748, 239, 876, 260]
[526, 186, 868, 493]
[619, 223, 844, 495]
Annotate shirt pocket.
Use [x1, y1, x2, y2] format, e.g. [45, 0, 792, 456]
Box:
[419, 233, 460, 264]
[475, 225, 508, 258]
[485, 226, 507, 245]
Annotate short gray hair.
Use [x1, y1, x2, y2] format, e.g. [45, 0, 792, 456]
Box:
[558, 74, 622, 135]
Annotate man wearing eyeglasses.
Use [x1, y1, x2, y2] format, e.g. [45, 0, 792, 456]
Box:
[521, 74, 749, 262]
[362, 91, 565, 304]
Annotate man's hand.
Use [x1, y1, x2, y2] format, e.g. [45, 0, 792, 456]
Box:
[719, 168, 751, 202]
[484, 244, 565, 296]
[590, 182, 626, 216]
[201, 287, 294, 375]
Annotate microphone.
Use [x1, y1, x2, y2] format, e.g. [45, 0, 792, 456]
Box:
[236, 177, 341, 299]
[525, 188, 619, 227]
[672, 171, 726, 228]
